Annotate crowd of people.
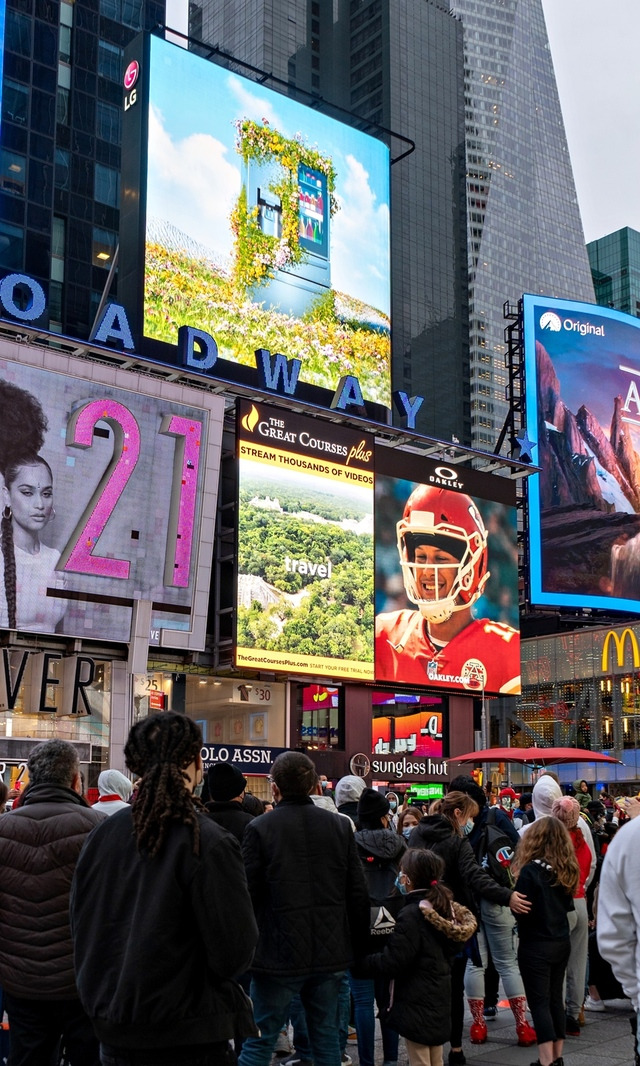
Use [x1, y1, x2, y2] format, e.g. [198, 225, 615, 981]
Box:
[0, 719, 637, 1066]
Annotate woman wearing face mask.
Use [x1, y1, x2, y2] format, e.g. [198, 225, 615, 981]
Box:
[351, 788, 407, 1066]
[397, 806, 422, 841]
[408, 791, 530, 1066]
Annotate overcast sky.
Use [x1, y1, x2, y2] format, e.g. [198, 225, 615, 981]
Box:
[541, 0, 640, 245]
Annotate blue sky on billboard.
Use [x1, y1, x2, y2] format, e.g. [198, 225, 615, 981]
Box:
[524, 294, 640, 613]
[146, 36, 390, 317]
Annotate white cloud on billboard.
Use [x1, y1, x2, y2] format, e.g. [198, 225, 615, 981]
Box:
[227, 74, 281, 129]
[147, 104, 241, 259]
[331, 154, 390, 314]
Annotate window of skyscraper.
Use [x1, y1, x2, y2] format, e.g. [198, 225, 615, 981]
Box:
[2, 80, 28, 126]
[96, 100, 121, 144]
[98, 40, 123, 82]
[94, 163, 120, 207]
[0, 221, 24, 270]
[92, 226, 116, 268]
[54, 148, 70, 189]
[0, 150, 26, 197]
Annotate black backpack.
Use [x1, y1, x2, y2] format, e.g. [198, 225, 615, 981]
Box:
[357, 846, 405, 949]
[474, 807, 515, 888]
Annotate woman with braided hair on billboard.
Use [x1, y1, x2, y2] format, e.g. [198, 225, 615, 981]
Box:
[0, 379, 67, 632]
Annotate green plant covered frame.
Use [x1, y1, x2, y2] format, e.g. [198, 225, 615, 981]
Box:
[230, 118, 339, 291]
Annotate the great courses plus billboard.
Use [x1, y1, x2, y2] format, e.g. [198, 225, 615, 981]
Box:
[235, 400, 375, 680]
[120, 33, 391, 408]
[0, 340, 224, 647]
[524, 295, 640, 614]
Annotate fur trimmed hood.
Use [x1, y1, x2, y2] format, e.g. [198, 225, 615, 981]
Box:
[420, 899, 477, 943]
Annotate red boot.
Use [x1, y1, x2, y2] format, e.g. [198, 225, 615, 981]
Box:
[509, 996, 537, 1047]
[516, 1021, 537, 1047]
[468, 998, 488, 1044]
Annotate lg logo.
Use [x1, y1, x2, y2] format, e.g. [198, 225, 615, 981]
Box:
[123, 60, 139, 111]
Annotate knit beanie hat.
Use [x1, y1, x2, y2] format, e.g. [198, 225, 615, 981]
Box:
[207, 762, 248, 801]
[551, 795, 579, 829]
[358, 787, 390, 827]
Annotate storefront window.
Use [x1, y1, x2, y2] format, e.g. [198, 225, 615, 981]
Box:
[296, 683, 343, 751]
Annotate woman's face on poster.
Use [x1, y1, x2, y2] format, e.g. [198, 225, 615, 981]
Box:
[4, 461, 53, 534]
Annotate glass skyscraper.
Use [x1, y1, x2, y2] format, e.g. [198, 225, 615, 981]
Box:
[450, 0, 595, 450]
[588, 227, 640, 319]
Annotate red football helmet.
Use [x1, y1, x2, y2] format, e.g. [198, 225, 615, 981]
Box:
[396, 484, 490, 623]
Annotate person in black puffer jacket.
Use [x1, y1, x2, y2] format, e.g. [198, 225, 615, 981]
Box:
[360, 848, 477, 1066]
[352, 788, 407, 1066]
[409, 791, 530, 1066]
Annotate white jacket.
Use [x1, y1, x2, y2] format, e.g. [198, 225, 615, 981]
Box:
[519, 775, 596, 886]
[597, 815, 640, 1009]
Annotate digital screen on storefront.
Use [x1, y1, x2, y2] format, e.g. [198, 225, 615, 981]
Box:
[0, 347, 223, 646]
[374, 448, 520, 695]
[524, 294, 640, 614]
[235, 400, 374, 680]
[372, 692, 444, 759]
[130, 33, 391, 407]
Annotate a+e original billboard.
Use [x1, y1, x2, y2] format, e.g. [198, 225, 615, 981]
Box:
[524, 294, 640, 615]
[121, 34, 391, 408]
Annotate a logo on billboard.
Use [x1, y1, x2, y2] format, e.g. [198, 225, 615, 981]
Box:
[539, 312, 562, 332]
[460, 658, 488, 691]
[429, 466, 464, 490]
[241, 404, 260, 433]
[124, 60, 139, 90]
[601, 627, 640, 672]
[350, 753, 371, 777]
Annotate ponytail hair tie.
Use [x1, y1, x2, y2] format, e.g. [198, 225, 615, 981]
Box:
[430, 879, 438, 886]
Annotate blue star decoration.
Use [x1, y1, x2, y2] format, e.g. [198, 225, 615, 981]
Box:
[514, 430, 537, 463]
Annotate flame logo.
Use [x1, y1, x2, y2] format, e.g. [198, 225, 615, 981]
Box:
[241, 404, 260, 433]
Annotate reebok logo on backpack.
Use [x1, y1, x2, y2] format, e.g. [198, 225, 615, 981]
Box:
[476, 808, 515, 888]
[371, 904, 398, 936]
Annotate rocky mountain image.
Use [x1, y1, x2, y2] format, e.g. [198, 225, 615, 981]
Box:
[536, 341, 640, 596]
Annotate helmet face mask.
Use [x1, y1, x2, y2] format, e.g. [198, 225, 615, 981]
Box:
[396, 486, 490, 624]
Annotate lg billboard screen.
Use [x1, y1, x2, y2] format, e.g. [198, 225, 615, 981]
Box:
[132, 35, 391, 407]
[0, 343, 223, 646]
[524, 295, 640, 614]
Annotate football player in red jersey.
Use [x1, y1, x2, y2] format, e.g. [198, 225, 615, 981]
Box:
[375, 484, 520, 694]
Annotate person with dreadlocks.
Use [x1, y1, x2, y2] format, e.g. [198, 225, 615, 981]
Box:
[0, 379, 66, 632]
[70, 712, 259, 1066]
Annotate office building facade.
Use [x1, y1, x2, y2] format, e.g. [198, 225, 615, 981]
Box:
[450, 0, 595, 450]
[588, 226, 640, 319]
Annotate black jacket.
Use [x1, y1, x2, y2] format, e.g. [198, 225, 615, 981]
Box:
[514, 860, 574, 943]
[242, 796, 370, 975]
[408, 815, 512, 914]
[70, 807, 258, 1049]
[0, 783, 105, 1000]
[363, 894, 477, 1045]
[355, 827, 406, 902]
[205, 799, 255, 843]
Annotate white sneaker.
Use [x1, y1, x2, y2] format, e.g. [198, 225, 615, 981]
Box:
[603, 997, 633, 1010]
[583, 995, 605, 1012]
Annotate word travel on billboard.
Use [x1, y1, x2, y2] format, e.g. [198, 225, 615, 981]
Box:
[0, 274, 425, 429]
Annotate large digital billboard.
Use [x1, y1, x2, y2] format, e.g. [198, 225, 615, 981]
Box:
[0, 340, 224, 647]
[374, 449, 520, 694]
[235, 400, 374, 680]
[127, 34, 391, 407]
[524, 295, 640, 614]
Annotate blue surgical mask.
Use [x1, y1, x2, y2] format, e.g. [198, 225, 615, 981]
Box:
[389, 800, 397, 810]
[402, 827, 413, 840]
[462, 818, 474, 836]
[394, 873, 408, 895]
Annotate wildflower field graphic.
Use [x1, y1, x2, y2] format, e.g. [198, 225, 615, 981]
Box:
[142, 36, 391, 406]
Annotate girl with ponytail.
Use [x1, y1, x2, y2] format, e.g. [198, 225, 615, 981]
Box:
[359, 848, 477, 1066]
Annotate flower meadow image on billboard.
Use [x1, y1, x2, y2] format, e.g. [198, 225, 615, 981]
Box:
[524, 294, 640, 614]
[235, 400, 375, 680]
[0, 346, 223, 646]
[143, 35, 391, 406]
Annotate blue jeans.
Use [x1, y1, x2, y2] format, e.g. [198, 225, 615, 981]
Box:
[464, 900, 524, 1000]
[238, 972, 345, 1066]
[349, 974, 399, 1066]
[290, 974, 350, 1059]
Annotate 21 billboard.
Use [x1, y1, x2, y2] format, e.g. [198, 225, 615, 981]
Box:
[121, 34, 391, 408]
[0, 340, 223, 646]
[523, 294, 640, 614]
[374, 448, 520, 694]
[235, 400, 374, 680]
